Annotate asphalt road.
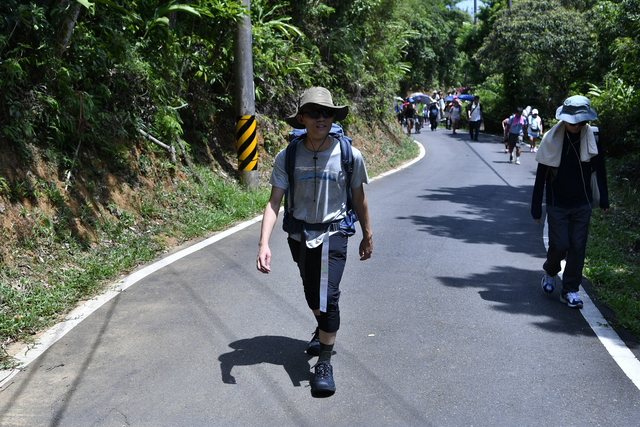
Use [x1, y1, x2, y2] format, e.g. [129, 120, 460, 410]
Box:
[1, 127, 639, 426]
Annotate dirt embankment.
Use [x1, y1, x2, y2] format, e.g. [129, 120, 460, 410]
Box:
[0, 117, 407, 285]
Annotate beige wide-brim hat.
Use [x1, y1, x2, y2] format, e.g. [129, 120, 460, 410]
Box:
[286, 87, 349, 129]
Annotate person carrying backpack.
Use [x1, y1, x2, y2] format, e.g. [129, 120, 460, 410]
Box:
[256, 87, 373, 398]
[404, 99, 416, 135]
[505, 107, 527, 165]
[428, 101, 439, 131]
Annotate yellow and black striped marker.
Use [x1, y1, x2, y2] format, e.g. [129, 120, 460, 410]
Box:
[236, 115, 257, 171]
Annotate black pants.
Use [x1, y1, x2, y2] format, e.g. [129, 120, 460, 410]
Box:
[288, 233, 348, 333]
[469, 120, 480, 140]
[429, 115, 438, 130]
[544, 205, 592, 293]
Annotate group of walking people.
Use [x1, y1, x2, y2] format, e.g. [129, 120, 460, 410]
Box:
[256, 86, 608, 398]
[501, 106, 545, 165]
[396, 91, 453, 135]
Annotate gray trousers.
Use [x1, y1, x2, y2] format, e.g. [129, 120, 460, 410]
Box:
[544, 205, 592, 293]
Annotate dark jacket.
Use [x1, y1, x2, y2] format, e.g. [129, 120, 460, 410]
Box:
[531, 133, 609, 219]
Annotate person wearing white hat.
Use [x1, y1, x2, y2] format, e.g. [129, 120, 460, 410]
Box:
[527, 109, 543, 152]
[531, 95, 609, 309]
[257, 87, 373, 397]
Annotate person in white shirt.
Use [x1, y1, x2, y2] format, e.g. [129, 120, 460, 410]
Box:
[527, 109, 544, 152]
[466, 95, 482, 141]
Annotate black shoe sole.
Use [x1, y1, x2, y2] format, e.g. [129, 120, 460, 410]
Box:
[310, 380, 336, 398]
[311, 388, 336, 398]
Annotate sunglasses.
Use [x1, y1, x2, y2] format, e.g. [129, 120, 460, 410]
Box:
[567, 121, 588, 127]
[301, 109, 334, 119]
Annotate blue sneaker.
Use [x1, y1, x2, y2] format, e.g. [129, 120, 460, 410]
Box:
[541, 274, 556, 294]
[560, 292, 584, 309]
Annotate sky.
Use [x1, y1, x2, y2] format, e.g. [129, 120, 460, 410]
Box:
[456, 0, 484, 18]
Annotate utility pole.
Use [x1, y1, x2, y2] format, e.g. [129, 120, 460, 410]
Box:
[234, 0, 258, 190]
[474, 0, 478, 24]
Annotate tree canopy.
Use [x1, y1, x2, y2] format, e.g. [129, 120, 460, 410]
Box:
[1, 0, 638, 168]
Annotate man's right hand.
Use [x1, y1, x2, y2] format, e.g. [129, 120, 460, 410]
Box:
[257, 245, 272, 274]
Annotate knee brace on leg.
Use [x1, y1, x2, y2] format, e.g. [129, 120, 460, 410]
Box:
[318, 302, 340, 333]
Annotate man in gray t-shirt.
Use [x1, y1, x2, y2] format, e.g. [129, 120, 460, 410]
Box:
[257, 87, 373, 397]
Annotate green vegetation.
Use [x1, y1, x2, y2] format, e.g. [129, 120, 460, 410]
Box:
[1, 0, 639, 366]
[585, 160, 640, 337]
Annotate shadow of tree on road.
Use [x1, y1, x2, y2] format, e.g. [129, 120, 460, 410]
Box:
[401, 184, 543, 256]
[437, 265, 595, 337]
[396, 184, 604, 337]
[218, 336, 312, 386]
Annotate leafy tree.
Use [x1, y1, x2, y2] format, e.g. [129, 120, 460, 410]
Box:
[251, 0, 318, 108]
[396, 0, 470, 94]
[476, 0, 596, 112]
[586, 0, 640, 162]
[282, 0, 412, 118]
[458, 0, 507, 89]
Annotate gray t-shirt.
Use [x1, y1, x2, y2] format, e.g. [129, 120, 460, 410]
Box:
[270, 137, 369, 248]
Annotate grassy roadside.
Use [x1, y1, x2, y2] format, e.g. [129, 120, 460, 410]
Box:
[0, 172, 271, 369]
[584, 158, 640, 338]
[0, 119, 419, 369]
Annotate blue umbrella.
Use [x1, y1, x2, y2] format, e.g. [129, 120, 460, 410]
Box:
[409, 93, 433, 103]
[444, 95, 454, 102]
[458, 94, 475, 101]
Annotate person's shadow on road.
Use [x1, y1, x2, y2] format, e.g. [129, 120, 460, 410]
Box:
[218, 336, 312, 386]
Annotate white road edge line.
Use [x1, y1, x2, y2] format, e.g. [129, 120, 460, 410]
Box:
[544, 217, 640, 390]
[0, 142, 426, 388]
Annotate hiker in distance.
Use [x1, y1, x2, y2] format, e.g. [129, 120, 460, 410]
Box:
[531, 95, 609, 309]
[256, 87, 373, 397]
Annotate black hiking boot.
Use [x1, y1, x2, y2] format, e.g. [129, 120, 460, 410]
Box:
[310, 362, 336, 397]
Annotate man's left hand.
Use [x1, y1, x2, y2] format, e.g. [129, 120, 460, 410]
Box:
[359, 236, 373, 261]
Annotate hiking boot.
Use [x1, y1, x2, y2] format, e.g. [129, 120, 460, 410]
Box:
[306, 327, 320, 356]
[541, 273, 556, 294]
[560, 292, 584, 309]
[310, 362, 336, 397]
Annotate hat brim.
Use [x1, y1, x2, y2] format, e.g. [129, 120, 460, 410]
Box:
[555, 105, 597, 123]
[286, 105, 349, 129]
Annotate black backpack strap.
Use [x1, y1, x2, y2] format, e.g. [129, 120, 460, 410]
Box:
[338, 135, 354, 175]
[283, 136, 302, 223]
[338, 135, 354, 209]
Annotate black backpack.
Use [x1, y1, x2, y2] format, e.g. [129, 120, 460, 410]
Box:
[282, 124, 358, 236]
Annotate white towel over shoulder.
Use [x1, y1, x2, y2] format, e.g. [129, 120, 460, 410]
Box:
[535, 121, 598, 167]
